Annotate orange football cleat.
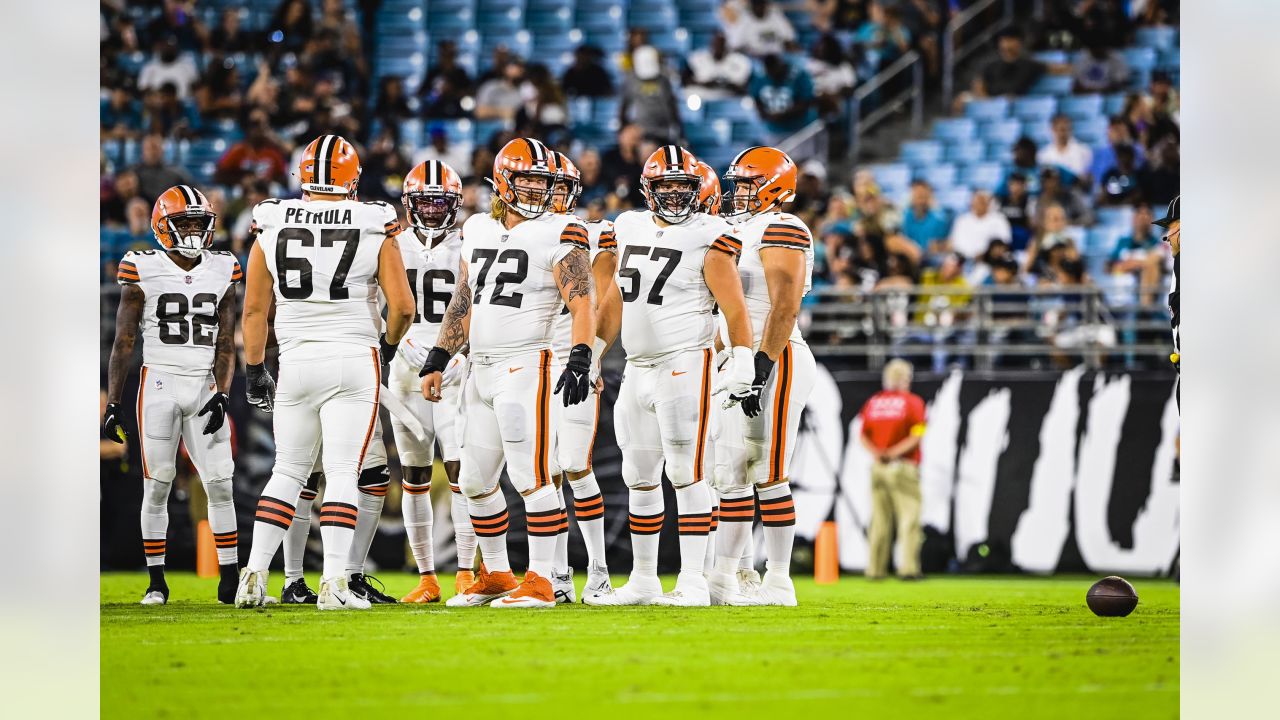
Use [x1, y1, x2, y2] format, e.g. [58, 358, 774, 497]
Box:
[454, 569, 475, 595]
[491, 571, 556, 608]
[445, 566, 517, 607]
[401, 573, 442, 603]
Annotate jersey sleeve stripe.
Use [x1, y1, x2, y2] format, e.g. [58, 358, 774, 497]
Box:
[760, 238, 811, 249]
[384, 219, 402, 236]
[230, 261, 244, 282]
[763, 224, 811, 244]
[598, 230, 617, 249]
[710, 236, 741, 255]
[117, 261, 140, 283]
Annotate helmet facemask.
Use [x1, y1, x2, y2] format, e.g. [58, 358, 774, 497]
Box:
[502, 169, 558, 218]
[720, 173, 767, 223]
[163, 210, 216, 258]
[404, 190, 460, 238]
[644, 176, 700, 224]
[552, 177, 581, 215]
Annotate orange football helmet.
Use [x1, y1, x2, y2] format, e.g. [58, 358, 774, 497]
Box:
[551, 151, 582, 214]
[297, 134, 361, 197]
[151, 184, 216, 258]
[402, 159, 463, 238]
[640, 145, 702, 223]
[491, 137, 559, 218]
[695, 160, 721, 215]
[722, 146, 797, 221]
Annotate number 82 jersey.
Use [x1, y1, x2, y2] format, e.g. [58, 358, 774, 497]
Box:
[117, 249, 242, 376]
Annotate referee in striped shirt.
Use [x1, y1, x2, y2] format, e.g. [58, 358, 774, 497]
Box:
[1154, 196, 1179, 404]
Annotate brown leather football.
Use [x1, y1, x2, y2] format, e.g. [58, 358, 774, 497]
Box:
[1086, 576, 1139, 617]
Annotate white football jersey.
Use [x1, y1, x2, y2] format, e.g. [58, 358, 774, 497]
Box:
[252, 197, 401, 359]
[614, 210, 737, 364]
[460, 211, 586, 357]
[551, 218, 616, 356]
[730, 211, 814, 348]
[117, 249, 242, 376]
[396, 227, 463, 348]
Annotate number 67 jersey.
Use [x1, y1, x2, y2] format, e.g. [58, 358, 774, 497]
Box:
[116, 248, 242, 375]
[252, 197, 400, 359]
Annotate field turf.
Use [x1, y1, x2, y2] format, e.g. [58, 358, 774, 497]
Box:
[101, 572, 1178, 718]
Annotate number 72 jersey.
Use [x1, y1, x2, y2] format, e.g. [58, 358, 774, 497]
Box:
[116, 249, 242, 376]
[252, 197, 400, 358]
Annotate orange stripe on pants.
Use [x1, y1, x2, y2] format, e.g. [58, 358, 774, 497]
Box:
[770, 343, 793, 482]
[693, 348, 711, 483]
[534, 350, 551, 489]
[136, 366, 150, 478]
[356, 348, 381, 467]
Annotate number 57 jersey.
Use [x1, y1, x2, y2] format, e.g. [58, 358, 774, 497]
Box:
[252, 197, 400, 359]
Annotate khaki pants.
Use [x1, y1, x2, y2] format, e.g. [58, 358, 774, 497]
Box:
[867, 460, 922, 579]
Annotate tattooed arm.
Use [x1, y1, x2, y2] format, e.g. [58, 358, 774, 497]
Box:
[554, 247, 596, 348]
[434, 260, 472, 355]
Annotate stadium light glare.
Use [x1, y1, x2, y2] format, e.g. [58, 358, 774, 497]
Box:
[687, 94, 702, 112]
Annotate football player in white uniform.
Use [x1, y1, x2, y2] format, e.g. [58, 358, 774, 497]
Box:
[103, 185, 243, 606]
[419, 138, 597, 609]
[546, 151, 621, 603]
[584, 145, 756, 607]
[234, 135, 416, 611]
[709, 146, 817, 607]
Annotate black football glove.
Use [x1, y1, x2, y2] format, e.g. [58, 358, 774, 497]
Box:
[378, 333, 398, 367]
[198, 392, 230, 435]
[417, 346, 452, 377]
[246, 363, 276, 413]
[102, 402, 127, 444]
[738, 351, 776, 418]
[554, 343, 593, 406]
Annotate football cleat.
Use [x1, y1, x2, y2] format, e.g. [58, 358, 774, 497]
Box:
[281, 578, 319, 604]
[140, 589, 167, 606]
[217, 564, 238, 604]
[454, 569, 475, 595]
[551, 567, 575, 604]
[349, 573, 398, 604]
[491, 571, 556, 608]
[446, 566, 518, 607]
[401, 573, 443, 603]
[753, 570, 798, 607]
[581, 560, 613, 603]
[234, 569, 268, 609]
[706, 570, 738, 606]
[649, 571, 711, 607]
[583, 574, 663, 606]
[317, 576, 372, 611]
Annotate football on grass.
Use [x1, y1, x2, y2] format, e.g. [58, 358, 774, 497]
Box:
[1086, 576, 1139, 617]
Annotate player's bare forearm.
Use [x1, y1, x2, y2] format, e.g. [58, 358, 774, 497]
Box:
[213, 291, 237, 393]
[107, 285, 145, 404]
[591, 252, 621, 347]
[556, 247, 596, 346]
[435, 262, 471, 355]
[378, 236, 415, 343]
[704, 248, 753, 348]
[759, 247, 805, 360]
[241, 241, 273, 365]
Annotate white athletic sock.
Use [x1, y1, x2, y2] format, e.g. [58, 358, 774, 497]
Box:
[283, 487, 316, 583]
[524, 485, 563, 578]
[757, 483, 796, 576]
[714, 490, 754, 576]
[627, 486, 664, 580]
[553, 484, 569, 573]
[204, 477, 239, 566]
[740, 549, 755, 573]
[675, 482, 713, 574]
[140, 477, 171, 567]
[248, 475, 304, 573]
[451, 486, 477, 571]
[401, 469, 435, 575]
[468, 491, 511, 573]
[568, 472, 607, 568]
[346, 480, 388, 576]
[703, 490, 720, 571]
[318, 467, 360, 581]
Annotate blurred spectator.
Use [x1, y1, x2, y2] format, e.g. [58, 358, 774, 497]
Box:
[101, 86, 144, 140]
[999, 136, 1042, 196]
[804, 0, 868, 33]
[139, 36, 200, 98]
[268, 0, 316, 55]
[722, 0, 796, 58]
[102, 170, 143, 228]
[1072, 40, 1129, 93]
[1070, 0, 1131, 49]
[805, 34, 857, 114]
[1090, 115, 1145, 182]
[1024, 203, 1080, 280]
[948, 191, 1011, 259]
[1037, 114, 1093, 184]
[304, 30, 367, 100]
[854, 1, 912, 75]
[519, 64, 570, 142]
[475, 59, 525, 122]
[860, 359, 927, 581]
[359, 129, 412, 204]
[144, 0, 205, 52]
[215, 109, 288, 185]
[1096, 143, 1142, 206]
[373, 76, 414, 125]
[208, 7, 257, 54]
[602, 124, 648, 208]
[1031, 167, 1092, 226]
[421, 40, 475, 118]
[620, 46, 682, 143]
[1137, 138, 1179, 208]
[462, 145, 497, 186]
[562, 45, 615, 98]
[414, 125, 471, 176]
[750, 54, 817, 140]
[131, 134, 191, 202]
[994, 171, 1033, 251]
[125, 197, 155, 246]
[967, 238, 1012, 286]
[916, 252, 971, 318]
[980, 30, 1046, 97]
[141, 84, 198, 138]
[790, 161, 832, 227]
[193, 57, 244, 122]
[896, 0, 945, 78]
[576, 149, 609, 208]
[230, 180, 271, 255]
[1107, 203, 1165, 304]
[900, 180, 951, 257]
[684, 32, 753, 100]
[874, 253, 915, 291]
[1144, 70, 1179, 122]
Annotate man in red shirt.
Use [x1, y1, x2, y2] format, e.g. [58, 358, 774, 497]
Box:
[859, 359, 927, 580]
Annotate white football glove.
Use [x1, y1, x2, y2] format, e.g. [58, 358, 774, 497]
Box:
[442, 353, 469, 388]
[399, 338, 430, 373]
[712, 346, 755, 407]
[589, 337, 607, 392]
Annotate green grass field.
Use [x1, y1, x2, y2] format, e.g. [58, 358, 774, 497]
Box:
[101, 572, 1178, 718]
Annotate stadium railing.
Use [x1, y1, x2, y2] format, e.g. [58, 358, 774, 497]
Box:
[847, 50, 925, 160]
[942, 0, 1017, 109]
[778, 117, 829, 167]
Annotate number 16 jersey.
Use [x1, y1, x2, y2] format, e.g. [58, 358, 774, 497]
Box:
[252, 197, 401, 359]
